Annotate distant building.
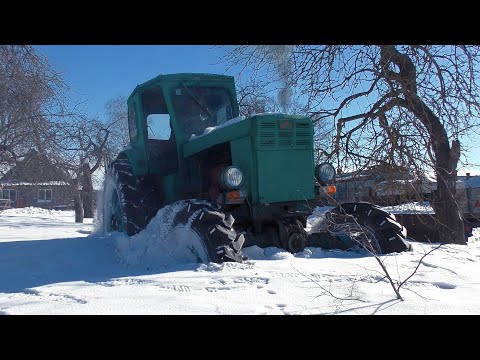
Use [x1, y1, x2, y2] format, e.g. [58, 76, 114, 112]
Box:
[0, 150, 73, 210]
[332, 165, 480, 216]
[333, 164, 432, 205]
[455, 174, 480, 217]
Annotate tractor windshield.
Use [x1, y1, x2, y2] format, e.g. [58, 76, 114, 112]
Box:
[171, 86, 233, 136]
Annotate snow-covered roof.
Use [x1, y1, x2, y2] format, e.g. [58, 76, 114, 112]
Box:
[457, 176, 480, 189]
[0, 181, 69, 186]
[335, 173, 370, 181]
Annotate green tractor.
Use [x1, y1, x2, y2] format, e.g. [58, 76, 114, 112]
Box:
[102, 73, 411, 263]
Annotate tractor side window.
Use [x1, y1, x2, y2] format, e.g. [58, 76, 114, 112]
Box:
[128, 106, 137, 142]
[146, 114, 171, 140]
[141, 86, 173, 142]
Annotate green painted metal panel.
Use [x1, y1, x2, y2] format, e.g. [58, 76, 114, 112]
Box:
[125, 95, 149, 176]
[162, 174, 177, 203]
[229, 114, 316, 205]
[120, 146, 147, 176]
[252, 115, 315, 204]
[230, 136, 256, 202]
[257, 149, 315, 204]
[183, 119, 251, 158]
[127, 73, 237, 105]
[254, 115, 313, 151]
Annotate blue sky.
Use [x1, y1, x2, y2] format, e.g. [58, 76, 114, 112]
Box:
[34, 45, 479, 175]
[35, 45, 232, 119]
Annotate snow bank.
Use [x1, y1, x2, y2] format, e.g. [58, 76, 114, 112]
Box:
[113, 201, 189, 267]
[111, 200, 222, 268]
[111, 201, 338, 267]
[470, 227, 480, 242]
[0, 207, 79, 224]
[2, 206, 65, 216]
[306, 206, 335, 233]
[242, 246, 294, 260]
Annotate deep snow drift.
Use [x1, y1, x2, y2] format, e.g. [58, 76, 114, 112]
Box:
[1, 206, 480, 314]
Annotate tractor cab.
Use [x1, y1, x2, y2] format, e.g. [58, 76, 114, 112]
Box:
[124, 73, 239, 178]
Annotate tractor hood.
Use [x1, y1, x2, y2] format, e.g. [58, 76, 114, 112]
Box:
[183, 116, 251, 157]
[183, 113, 313, 157]
[183, 113, 316, 206]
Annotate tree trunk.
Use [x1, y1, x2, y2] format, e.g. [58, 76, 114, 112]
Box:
[81, 163, 94, 218]
[379, 46, 466, 245]
[431, 165, 465, 244]
[74, 190, 84, 223]
[409, 98, 465, 245]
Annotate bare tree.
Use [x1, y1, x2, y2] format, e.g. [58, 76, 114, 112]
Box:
[0, 46, 126, 222]
[49, 115, 110, 221]
[222, 45, 480, 245]
[237, 82, 278, 117]
[0, 45, 68, 175]
[52, 95, 132, 221]
[236, 77, 332, 163]
[103, 95, 129, 168]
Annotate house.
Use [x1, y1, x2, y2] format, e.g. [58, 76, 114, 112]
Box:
[333, 164, 432, 205]
[0, 150, 73, 210]
[332, 165, 480, 215]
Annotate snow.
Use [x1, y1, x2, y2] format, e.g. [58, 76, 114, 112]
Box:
[381, 201, 435, 214]
[0, 181, 69, 186]
[1, 206, 480, 314]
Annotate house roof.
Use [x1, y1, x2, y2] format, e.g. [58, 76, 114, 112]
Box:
[336, 163, 413, 182]
[0, 150, 71, 185]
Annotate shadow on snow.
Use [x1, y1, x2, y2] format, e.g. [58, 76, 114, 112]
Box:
[0, 234, 201, 294]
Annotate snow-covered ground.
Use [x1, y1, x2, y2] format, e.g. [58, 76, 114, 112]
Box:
[382, 201, 435, 214]
[1, 206, 480, 315]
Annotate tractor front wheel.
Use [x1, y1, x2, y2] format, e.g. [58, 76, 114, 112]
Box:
[167, 200, 245, 263]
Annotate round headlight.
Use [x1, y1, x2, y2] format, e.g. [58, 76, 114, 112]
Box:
[221, 166, 244, 189]
[315, 162, 335, 182]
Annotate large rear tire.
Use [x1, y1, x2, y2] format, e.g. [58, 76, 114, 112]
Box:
[102, 158, 159, 236]
[327, 202, 411, 254]
[168, 200, 245, 263]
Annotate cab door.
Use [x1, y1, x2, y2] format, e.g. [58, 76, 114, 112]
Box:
[126, 95, 149, 176]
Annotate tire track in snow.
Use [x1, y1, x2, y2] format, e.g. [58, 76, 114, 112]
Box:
[407, 279, 457, 290]
[95, 278, 157, 287]
[20, 288, 88, 304]
[232, 276, 269, 285]
[204, 276, 273, 294]
[419, 260, 458, 275]
[158, 285, 192, 293]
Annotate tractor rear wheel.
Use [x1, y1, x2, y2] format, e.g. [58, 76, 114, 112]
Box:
[326, 202, 411, 254]
[167, 200, 245, 263]
[102, 158, 159, 236]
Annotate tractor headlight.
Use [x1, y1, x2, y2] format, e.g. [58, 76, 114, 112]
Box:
[315, 162, 335, 182]
[221, 166, 244, 189]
